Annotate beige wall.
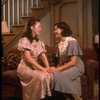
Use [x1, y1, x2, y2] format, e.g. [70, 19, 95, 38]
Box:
[40, 11, 51, 46]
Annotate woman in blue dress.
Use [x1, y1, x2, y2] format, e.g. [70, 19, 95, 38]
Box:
[51, 22, 85, 100]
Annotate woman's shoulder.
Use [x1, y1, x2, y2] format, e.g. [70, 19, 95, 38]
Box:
[18, 37, 31, 50]
[68, 38, 82, 50]
[68, 37, 77, 44]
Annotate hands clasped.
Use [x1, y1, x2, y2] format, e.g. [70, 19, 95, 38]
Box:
[44, 67, 59, 73]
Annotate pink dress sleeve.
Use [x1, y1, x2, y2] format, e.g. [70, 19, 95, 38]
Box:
[18, 37, 31, 52]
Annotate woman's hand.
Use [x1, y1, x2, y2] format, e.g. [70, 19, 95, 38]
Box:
[43, 67, 52, 73]
[50, 67, 60, 72]
[43, 67, 61, 73]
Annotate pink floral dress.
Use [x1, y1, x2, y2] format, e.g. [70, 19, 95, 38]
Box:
[17, 37, 52, 100]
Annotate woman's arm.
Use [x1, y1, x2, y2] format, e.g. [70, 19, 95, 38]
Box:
[52, 56, 77, 72]
[24, 51, 46, 71]
[41, 53, 50, 68]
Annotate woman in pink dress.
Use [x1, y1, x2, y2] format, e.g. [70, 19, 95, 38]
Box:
[17, 18, 52, 100]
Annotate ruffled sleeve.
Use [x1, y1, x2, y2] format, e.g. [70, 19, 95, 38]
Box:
[66, 40, 83, 56]
[17, 37, 31, 52]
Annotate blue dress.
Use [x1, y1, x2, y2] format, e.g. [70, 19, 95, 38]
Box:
[52, 37, 85, 96]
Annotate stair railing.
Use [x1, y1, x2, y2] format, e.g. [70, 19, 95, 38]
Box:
[1, 0, 43, 33]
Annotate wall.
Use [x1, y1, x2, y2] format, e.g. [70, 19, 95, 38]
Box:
[40, 11, 51, 46]
[92, 0, 99, 35]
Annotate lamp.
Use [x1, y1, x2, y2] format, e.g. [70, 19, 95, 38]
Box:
[2, 21, 9, 34]
[2, 20, 9, 41]
[94, 34, 99, 44]
[94, 34, 99, 60]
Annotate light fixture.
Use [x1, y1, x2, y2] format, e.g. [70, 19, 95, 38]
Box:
[2, 20, 9, 41]
[94, 34, 99, 60]
[2, 21, 9, 34]
[94, 34, 99, 43]
[94, 34, 99, 44]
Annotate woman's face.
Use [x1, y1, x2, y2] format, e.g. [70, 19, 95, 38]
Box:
[54, 25, 62, 38]
[31, 22, 41, 35]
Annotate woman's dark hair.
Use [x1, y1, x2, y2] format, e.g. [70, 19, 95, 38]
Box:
[54, 22, 72, 37]
[22, 17, 40, 43]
